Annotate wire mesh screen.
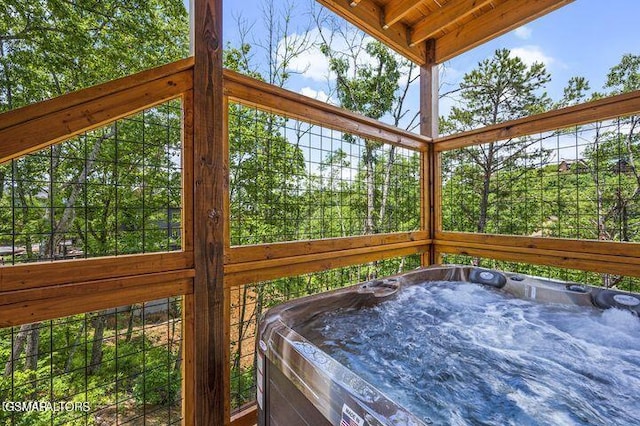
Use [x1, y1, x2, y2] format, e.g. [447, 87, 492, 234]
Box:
[229, 254, 422, 411]
[0, 297, 183, 425]
[440, 253, 640, 293]
[228, 102, 421, 246]
[0, 100, 183, 265]
[441, 115, 640, 242]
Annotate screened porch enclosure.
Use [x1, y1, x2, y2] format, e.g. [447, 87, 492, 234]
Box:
[1, 0, 640, 425]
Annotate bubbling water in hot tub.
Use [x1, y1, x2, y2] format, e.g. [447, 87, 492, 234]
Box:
[298, 281, 640, 426]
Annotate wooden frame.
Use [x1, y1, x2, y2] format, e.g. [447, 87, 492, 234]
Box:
[435, 89, 640, 151]
[192, 0, 227, 424]
[420, 39, 439, 266]
[315, 0, 426, 64]
[0, 1, 639, 422]
[433, 87, 640, 279]
[0, 59, 198, 423]
[224, 69, 430, 151]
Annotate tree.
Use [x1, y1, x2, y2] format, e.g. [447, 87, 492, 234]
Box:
[0, 1, 188, 404]
[442, 49, 552, 234]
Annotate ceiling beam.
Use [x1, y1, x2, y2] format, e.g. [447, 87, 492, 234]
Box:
[316, 0, 426, 64]
[350, 0, 364, 6]
[384, 0, 423, 29]
[435, 0, 573, 63]
[409, 0, 493, 47]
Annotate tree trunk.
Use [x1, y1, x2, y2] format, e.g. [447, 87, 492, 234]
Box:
[364, 142, 375, 234]
[64, 322, 85, 373]
[88, 314, 106, 374]
[477, 143, 495, 234]
[0, 168, 5, 200]
[24, 323, 40, 371]
[378, 145, 396, 230]
[4, 324, 30, 376]
[124, 305, 135, 342]
[45, 127, 113, 258]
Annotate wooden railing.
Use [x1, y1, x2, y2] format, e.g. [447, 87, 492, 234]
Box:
[3, 49, 639, 425]
[433, 89, 640, 277]
[0, 58, 197, 424]
[0, 57, 433, 426]
[0, 57, 196, 326]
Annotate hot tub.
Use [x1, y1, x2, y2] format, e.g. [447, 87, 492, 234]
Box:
[256, 265, 640, 425]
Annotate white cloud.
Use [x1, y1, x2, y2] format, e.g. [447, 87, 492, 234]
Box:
[300, 87, 332, 103]
[510, 45, 554, 67]
[514, 26, 532, 40]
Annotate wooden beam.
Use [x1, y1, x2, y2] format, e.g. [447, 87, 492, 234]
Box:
[0, 252, 193, 292]
[410, 0, 493, 46]
[182, 90, 195, 254]
[420, 39, 438, 266]
[435, 0, 573, 63]
[225, 242, 429, 287]
[193, 0, 227, 424]
[230, 404, 257, 426]
[225, 239, 430, 276]
[350, 0, 364, 5]
[435, 241, 640, 279]
[226, 231, 428, 264]
[0, 271, 194, 327]
[0, 67, 193, 164]
[436, 231, 640, 259]
[223, 69, 430, 151]
[315, 0, 426, 64]
[435, 89, 640, 151]
[384, 0, 423, 29]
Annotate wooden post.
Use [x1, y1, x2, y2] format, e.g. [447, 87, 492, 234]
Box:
[420, 39, 439, 266]
[192, 0, 228, 424]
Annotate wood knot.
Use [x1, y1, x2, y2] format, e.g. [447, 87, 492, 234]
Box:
[208, 208, 220, 222]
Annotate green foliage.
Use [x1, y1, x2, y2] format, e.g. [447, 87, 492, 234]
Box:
[0, 0, 189, 111]
[133, 348, 180, 406]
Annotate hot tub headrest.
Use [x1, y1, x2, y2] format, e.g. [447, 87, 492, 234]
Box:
[469, 268, 507, 289]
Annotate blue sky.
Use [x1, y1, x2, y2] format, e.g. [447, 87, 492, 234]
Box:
[194, 0, 640, 127]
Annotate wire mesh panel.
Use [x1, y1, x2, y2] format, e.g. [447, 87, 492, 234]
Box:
[0, 297, 183, 425]
[228, 102, 421, 246]
[228, 254, 421, 411]
[441, 253, 640, 293]
[441, 115, 640, 242]
[0, 100, 183, 265]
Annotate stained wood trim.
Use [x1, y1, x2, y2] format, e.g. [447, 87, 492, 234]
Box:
[193, 0, 227, 423]
[225, 241, 430, 287]
[223, 69, 429, 151]
[435, 89, 640, 151]
[0, 251, 193, 292]
[315, 0, 426, 64]
[0, 58, 194, 132]
[420, 40, 438, 266]
[182, 91, 195, 254]
[182, 293, 196, 426]
[0, 271, 194, 327]
[225, 239, 428, 274]
[436, 231, 640, 259]
[435, 242, 640, 278]
[230, 404, 257, 426]
[0, 70, 193, 164]
[435, 0, 573, 63]
[410, 0, 493, 46]
[225, 232, 428, 264]
[384, 0, 423, 29]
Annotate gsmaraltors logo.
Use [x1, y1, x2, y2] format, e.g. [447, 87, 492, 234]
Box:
[2, 401, 91, 413]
